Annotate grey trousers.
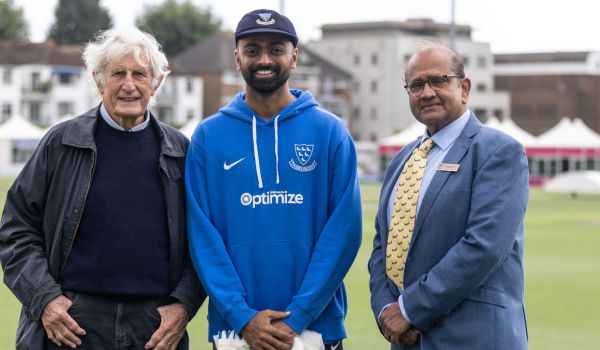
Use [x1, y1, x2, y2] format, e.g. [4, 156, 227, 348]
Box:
[45, 291, 189, 350]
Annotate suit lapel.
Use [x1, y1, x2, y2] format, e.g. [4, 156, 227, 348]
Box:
[411, 114, 481, 242]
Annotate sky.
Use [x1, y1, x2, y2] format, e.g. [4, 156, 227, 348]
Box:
[12, 0, 600, 53]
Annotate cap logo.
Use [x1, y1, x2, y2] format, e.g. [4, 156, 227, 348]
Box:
[256, 13, 275, 25]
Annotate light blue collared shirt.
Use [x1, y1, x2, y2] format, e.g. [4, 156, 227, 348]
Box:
[382, 109, 471, 323]
[100, 103, 150, 132]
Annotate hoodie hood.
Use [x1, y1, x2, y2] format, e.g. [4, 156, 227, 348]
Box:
[217, 89, 319, 189]
[219, 89, 319, 125]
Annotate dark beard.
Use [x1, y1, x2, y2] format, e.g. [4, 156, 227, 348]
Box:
[242, 64, 291, 93]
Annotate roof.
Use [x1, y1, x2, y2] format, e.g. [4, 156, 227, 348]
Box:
[494, 51, 589, 64]
[321, 18, 471, 37]
[535, 117, 600, 148]
[171, 32, 236, 75]
[0, 40, 84, 66]
[485, 117, 537, 147]
[379, 121, 425, 147]
[298, 45, 352, 79]
[172, 32, 352, 79]
[0, 114, 45, 140]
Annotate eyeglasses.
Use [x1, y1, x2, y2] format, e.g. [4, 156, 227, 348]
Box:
[404, 74, 464, 96]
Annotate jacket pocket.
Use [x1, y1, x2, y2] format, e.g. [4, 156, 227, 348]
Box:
[466, 285, 507, 308]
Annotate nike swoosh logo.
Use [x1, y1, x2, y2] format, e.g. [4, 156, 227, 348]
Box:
[331, 343, 340, 350]
[224, 157, 246, 170]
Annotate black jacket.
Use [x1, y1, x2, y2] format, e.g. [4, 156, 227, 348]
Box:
[0, 106, 206, 349]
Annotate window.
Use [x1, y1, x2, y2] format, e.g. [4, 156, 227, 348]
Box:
[29, 102, 41, 123]
[353, 54, 360, 66]
[477, 83, 486, 92]
[352, 107, 360, 121]
[353, 81, 360, 93]
[2, 103, 11, 120]
[462, 56, 470, 66]
[58, 102, 73, 116]
[186, 79, 194, 93]
[2, 68, 11, 84]
[493, 109, 504, 118]
[58, 73, 74, 85]
[371, 53, 378, 65]
[370, 107, 377, 120]
[404, 54, 412, 64]
[31, 72, 41, 91]
[12, 147, 33, 163]
[186, 109, 195, 120]
[156, 107, 173, 123]
[477, 56, 487, 68]
[370, 133, 377, 142]
[474, 108, 487, 118]
[371, 80, 378, 93]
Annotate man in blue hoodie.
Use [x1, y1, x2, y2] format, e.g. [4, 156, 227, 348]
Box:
[185, 8, 362, 350]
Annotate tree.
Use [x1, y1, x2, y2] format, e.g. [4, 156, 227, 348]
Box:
[48, 0, 112, 44]
[0, 0, 28, 41]
[136, 0, 221, 56]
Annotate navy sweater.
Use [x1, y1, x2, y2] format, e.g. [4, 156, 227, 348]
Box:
[61, 116, 170, 297]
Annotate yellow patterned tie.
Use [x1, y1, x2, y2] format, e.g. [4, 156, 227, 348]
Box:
[386, 138, 434, 289]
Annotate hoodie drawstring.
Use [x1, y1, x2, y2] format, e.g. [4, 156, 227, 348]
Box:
[274, 115, 280, 185]
[251, 115, 281, 189]
[252, 115, 264, 189]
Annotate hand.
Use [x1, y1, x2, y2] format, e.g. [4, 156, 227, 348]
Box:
[42, 295, 86, 348]
[271, 319, 297, 350]
[398, 327, 420, 346]
[144, 302, 189, 350]
[379, 302, 411, 344]
[241, 310, 295, 350]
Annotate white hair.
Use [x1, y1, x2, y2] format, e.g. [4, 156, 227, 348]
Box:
[82, 27, 170, 104]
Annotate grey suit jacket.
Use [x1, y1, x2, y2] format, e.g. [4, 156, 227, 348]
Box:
[369, 114, 529, 349]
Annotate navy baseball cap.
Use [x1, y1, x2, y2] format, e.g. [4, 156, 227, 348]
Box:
[235, 9, 298, 47]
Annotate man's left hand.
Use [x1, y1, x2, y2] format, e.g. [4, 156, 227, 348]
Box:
[144, 302, 189, 350]
[379, 302, 411, 344]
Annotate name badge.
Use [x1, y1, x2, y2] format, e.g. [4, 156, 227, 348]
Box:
[437, 163, 460, 172]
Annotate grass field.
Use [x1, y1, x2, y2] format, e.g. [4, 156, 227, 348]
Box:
[1, 177, 600, 348]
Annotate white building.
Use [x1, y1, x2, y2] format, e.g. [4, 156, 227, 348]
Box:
[493, 51, 600, 136]
[0, 40, 203, 127]
[0, 42, 95, 125]
[308, 19, 510, 142]
[154, 73, 204, 127]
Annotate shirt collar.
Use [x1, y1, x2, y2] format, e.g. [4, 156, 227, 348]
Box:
[99, 103, 150, 132]
[421, 109, 471, 151]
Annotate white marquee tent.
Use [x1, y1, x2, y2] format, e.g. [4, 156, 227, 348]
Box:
[527, 117, 600, 184]
[0, 115, 45, 176]
[534, 117, 600, 148]
[378, 116, 536, 157]
[485, 116, 537, 147]
[544, 170, 600, 194]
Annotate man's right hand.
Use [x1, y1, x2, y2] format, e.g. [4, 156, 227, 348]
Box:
[41, 295, 86, 348]
[240, 310, 295, 350]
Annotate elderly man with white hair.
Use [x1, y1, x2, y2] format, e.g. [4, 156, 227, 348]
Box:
[0, 28, 205, 350]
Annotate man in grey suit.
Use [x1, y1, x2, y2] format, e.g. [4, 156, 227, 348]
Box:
[368, 45, 528, 349]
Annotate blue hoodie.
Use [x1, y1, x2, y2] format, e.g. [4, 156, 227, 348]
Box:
[186, 89, 362, 343]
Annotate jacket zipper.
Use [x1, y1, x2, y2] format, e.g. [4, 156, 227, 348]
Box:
[60, 150, 96, 271]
